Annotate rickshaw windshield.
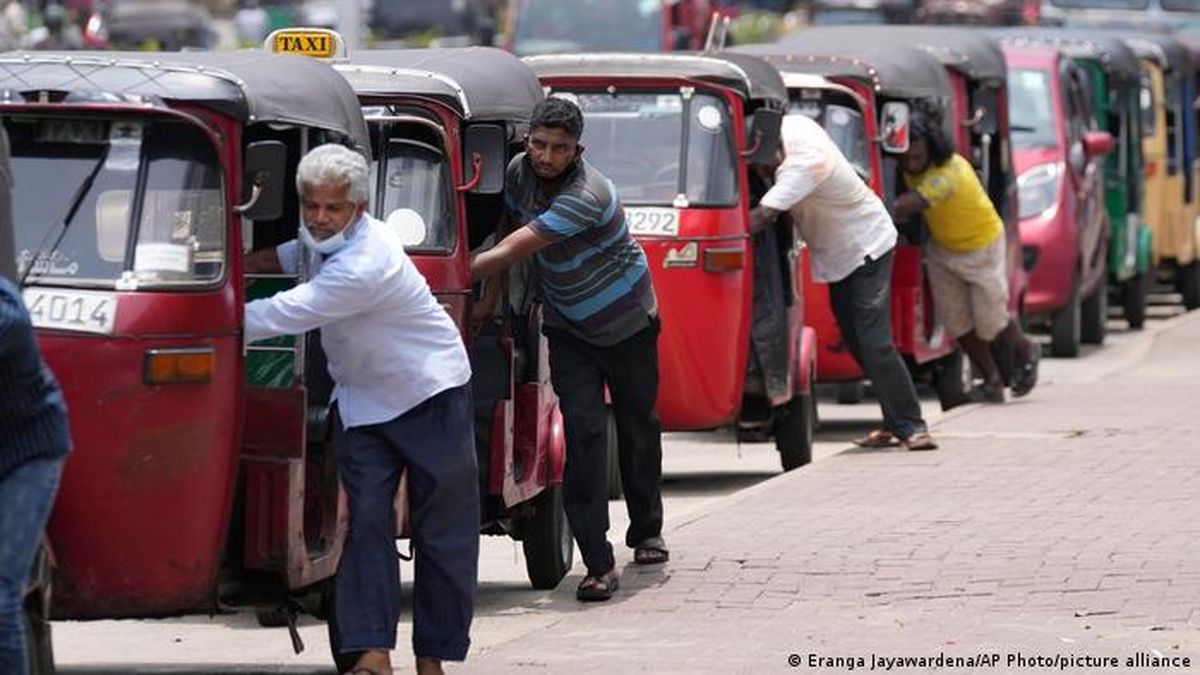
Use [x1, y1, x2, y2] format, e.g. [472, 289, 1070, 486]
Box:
[1008, 69, 1059, 150]
[787, 98, 870, 180]
[576, 91, 739, 207]
[367, 121, 455, 255]
[7, 115, 225, 289]
[512, 0, 662, 55]
[811, 8, 887, 24]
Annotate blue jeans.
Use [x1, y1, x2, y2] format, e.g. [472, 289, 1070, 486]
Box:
[0, 457, 65, 675]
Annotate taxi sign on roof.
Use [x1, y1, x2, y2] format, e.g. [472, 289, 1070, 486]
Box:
[266, 28, 345, 60]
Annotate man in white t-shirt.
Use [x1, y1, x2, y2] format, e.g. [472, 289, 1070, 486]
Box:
[750, 114, 935, 451]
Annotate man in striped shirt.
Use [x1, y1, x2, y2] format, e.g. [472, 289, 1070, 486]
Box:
[471, 97, 665, 602]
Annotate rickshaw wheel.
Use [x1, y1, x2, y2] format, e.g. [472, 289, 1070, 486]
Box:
[934, 350, 972, 411]
[605, 406, 623, 501]
[522, 484, 573, 590]
[1080, 275, 1108, 345]
[775, 394, 814, 471]
[1122, 272, 1148, 329]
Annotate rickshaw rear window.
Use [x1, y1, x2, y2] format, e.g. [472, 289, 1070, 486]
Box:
[1008, 70, 1059, 150]
[575, 91, 738, 207]
[8, 116, 225, 289]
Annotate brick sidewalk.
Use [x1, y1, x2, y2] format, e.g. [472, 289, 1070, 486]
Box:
[462, 313, 1200, 674]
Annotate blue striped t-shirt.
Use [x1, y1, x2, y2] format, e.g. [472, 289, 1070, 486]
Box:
[505, 154, 657, 346]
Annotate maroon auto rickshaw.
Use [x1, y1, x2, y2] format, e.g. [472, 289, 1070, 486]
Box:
[526, 52, 819, 473]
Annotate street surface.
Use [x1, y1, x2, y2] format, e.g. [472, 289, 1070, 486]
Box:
[52, 296, 1198, 673]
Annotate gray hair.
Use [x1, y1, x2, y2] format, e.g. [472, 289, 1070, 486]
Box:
[296, 143, 370, 204]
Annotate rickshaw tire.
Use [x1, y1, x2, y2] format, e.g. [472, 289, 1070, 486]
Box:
[933, 350, 971, 411]
[1050, 286, 1081, 358]
[23, 600, 55, 675]
[1122, 272, 1148, 330]
[605, 406, 624, 501]
[254, 606, 291, 628]
[1080, 275, 1108, 345]
[776, 394, 814, 472]
[522, 484, 573, 590]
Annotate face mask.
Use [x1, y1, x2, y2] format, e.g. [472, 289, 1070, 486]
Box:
[298, 223, 349, 255]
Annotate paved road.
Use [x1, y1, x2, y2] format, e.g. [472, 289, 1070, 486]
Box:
[52, 298, 1192, 673]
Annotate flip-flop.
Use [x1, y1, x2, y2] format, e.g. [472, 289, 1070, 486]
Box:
[633, 536, 670, 565]
[853, 429, 901, 448]
[576, 568, 619, 602]
[903, 432, 938, 451]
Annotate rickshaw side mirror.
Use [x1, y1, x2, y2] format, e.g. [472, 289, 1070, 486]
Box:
[743, 108, 782, 165]
[239, 140, 286, 222]
[880, 101, 911, 154]
[461, 124, 506, 194]
[1083, 130, 1115, 159]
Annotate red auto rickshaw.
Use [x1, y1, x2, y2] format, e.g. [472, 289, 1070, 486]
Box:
[526, 52, 818, 473]
[738, 41, 971, 406]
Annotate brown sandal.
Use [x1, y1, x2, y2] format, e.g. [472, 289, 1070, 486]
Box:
[854, 429, 901, 448]
[903, 432, 938, 451]
[633, 536, 669, 565]
[576, 568, 619, 602]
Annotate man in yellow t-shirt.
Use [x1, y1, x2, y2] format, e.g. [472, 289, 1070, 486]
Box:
[892, 112, 1039, 403]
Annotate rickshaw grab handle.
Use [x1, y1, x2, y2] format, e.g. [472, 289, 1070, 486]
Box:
[235, 172, 268, 214]
[739, 134, 762, 159]
[455, 153, 484, 193]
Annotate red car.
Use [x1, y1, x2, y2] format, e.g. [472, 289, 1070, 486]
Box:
[1004, 44, 1114, 357]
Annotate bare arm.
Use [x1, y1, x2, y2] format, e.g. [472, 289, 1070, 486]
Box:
[749, 205, 783, 234]
[890, 192, 929, 221]
[470, 225, 551, 280]
[244, 247, 282, 274]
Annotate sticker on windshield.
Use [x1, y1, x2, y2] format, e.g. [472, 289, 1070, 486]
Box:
[696, 105, 723, 132]
[387, 208, 428, 247]
[655, 95, 683, 114]
[18, 249, 79, 277]
[36, 119, 107, 145]
[105, 121, 143, 172]
[134, 243, 191, 275]
[625, 207, 680, 237]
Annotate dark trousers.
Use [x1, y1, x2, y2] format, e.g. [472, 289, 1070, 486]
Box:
[829, 251, 928, 439]
[333, 384, 479, 661]
[546, 319, 665, 577]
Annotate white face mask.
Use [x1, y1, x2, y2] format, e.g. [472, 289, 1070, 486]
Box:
[298, 222, 349, 255]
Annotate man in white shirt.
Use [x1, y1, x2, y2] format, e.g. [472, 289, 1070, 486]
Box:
[244, 144, 476, 675]
[750, 114, 936, 451]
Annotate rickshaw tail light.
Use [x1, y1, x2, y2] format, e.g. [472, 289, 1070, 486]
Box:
[703, 247, 745, 273]
[144, 348, 215, 385]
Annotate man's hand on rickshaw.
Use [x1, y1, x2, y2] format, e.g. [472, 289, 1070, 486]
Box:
[470, 225, 550, 280]
[749, 205, 781, 234]
[244, 247, 282, 275]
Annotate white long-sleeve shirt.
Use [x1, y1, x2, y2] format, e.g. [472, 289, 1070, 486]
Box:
[759, 114, 897, 283]
[245, 215, 470, 428]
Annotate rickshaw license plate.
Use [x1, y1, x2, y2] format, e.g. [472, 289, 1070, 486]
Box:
[625, 207, 680, 237]
[22, 288, 117, 335]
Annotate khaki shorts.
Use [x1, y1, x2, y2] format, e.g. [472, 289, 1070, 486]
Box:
[925, 236, 1010, 341]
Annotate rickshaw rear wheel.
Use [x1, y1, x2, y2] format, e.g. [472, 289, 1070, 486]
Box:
[605, 406, 623, 500]
[1122, 272, 1148, 329]
[933, 349, 972, 411]
[775, 393, 814, 471]
[522, 484, 573, 590]
[1080, 274, 1108, 345]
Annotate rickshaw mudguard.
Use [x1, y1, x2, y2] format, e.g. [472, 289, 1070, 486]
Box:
[41, 292, 242, 618]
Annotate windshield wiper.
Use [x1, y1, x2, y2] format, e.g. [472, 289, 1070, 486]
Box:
[19, 146, 112, 288]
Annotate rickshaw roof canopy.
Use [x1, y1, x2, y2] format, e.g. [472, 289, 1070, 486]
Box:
[1117, 33, 1195, 78]
[524, 52, 788, 107]
[777, 26, 1007, 82]
[992, 29, 1142, 83]
[337, 47, 543, 123]
[734, 42, 953, 101]
[0, 50, 370, 152]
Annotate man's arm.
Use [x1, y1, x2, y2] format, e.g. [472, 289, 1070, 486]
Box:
[470, 225, 551, 280]
[749, 205, 784, 234]
[244, 247, 283, 274]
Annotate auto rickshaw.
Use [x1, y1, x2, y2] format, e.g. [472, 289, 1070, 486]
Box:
[734, 41, 972, 405]
[525, 52, 819, 473]
[996, 29, 1154, 330]
[1119, 32, 1200, 310]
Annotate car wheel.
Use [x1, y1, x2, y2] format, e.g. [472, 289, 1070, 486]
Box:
[522, 484, 574, 590]
[1122, 271, 1148, 330]
[774, 392, 815, 472]
[1051, 283, 1081, 357]
[1080, 274, 1108, 345]
[604, 406, 623, 501]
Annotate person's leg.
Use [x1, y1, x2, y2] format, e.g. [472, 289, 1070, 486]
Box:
[966, 238, 1017, 398]
[0, 457, 65, 675]
[546, 328, 615, 580]
[381, 385, 479, 664]
[957, 330, 1004, 399]
[597, 318, 665, 554]
[837, 253, 928, 440]
[333, 422, 405, 661]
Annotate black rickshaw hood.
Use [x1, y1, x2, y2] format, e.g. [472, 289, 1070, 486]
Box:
[336, 47, 543, 123]
[777, 26, 1008, 83]
[524, 52, 788, 108]
[734, 42, 953, 101]
[0, 51, 370, 154]
[992, 29, 1143, 84]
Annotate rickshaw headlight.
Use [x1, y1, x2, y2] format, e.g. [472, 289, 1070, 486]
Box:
[1017, 162, 1063, 221]
[144, 347, 215, 385]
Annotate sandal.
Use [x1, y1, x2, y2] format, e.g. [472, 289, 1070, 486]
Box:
[1011, 343, 1041, 398]
[633, 536, 670, 565]
[903, 432, 938, 451]
[853, 429, 901, 448]
[576, 568, 619, 602]
[969, 383, 1006, 404]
